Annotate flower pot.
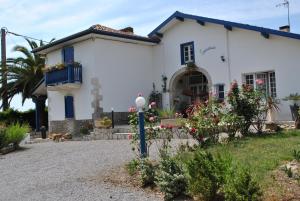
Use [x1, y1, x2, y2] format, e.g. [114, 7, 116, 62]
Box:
[289, 104, 299, 121]
[160, 118, 184, 127]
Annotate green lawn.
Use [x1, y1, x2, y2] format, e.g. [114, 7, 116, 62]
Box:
[207, 130, 300, 187]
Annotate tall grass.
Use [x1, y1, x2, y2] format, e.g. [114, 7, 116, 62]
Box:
[4, 123, 30, 148]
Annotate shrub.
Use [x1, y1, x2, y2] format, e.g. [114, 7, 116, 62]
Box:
[227, 81, 265, 134]
[185, 149, 232, 201]
[220, 112, 244, 140]
[139, 158, 156, 187]
[185, 99, 223, 145]
[5, 123, 29, 148]
[0, 108, 47, 129]
[126, 159, 140, 176]
[0, 129, 6, 149]
[155, 154, 187, 200]
[224, 167, 262, 201]
[293, 149, 300, 161]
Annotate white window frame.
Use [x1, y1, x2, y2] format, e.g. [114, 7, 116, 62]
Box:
[183, 44, 194, 63]
[214, 84, 225, 101]
[242, 71, 277, 98]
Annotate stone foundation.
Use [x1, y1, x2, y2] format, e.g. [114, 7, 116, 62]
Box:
[49, 119, 93, 135]
[49, 112, 129, 135]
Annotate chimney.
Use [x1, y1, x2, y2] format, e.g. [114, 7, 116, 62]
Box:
[279, 25, 290, 32]
[120, 27, 134, 34]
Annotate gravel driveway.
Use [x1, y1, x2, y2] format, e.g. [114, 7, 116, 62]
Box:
[0, 140, 168, 201]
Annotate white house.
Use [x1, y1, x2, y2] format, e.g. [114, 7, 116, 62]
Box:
[32, 11, 300, 134]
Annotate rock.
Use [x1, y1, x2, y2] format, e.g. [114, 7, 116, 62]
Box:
[63, 133, 72, 140]
[265, 122, 280, 131]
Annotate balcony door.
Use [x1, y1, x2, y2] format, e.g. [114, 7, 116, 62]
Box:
[63, 47, 74, 65]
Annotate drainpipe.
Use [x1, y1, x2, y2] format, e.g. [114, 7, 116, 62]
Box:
[226, 30, 232, 84]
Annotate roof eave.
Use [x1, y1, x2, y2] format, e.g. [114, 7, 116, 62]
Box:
[33, 28, 160, 54]
[148, 11, 300, 40]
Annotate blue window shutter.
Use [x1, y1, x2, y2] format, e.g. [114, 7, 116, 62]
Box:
[180, 44, 184, 65]
[65, 96, 74, 118]
[63, 47, 74, 65]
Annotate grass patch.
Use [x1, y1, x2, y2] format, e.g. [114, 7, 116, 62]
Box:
[206, 130, 300, 188]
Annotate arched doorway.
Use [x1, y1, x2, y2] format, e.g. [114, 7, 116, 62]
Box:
[169, 67, 212, 114]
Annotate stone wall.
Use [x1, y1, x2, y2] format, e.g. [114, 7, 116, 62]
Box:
[49, 112, 129, 135]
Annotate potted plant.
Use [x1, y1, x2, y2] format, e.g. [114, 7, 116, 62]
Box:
[186, 62, 197, 70]
[283, 93, 300, 120]
[283, 93, 300, 128]
[158, 108, 183, 127]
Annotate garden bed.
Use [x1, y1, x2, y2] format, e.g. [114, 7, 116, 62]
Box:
[104, 130, 300, 201]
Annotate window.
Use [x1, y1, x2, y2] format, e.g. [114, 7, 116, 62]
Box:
[215, 84, 225, 101]
[243, 71, 277, 98]
[269, 72, 277, 98]
[62, 46, 74, 65]
[180, 42, 195, 65]
[245, 74, 254, 88]
[65, 96, 74, 118]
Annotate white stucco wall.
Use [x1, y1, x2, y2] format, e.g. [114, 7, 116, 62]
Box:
[47, 38, 154, 121]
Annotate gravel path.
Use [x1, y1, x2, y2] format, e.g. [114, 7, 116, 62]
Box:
[0, 140, 168, 201]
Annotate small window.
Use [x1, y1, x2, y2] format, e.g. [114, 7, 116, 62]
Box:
[215, 84, 225, 101]
[65, 96, 74, 118]
[245, 74, 254, 88]
[180, 42, 195, 65]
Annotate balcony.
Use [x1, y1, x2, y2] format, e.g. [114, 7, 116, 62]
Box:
[45, 64, 82, 91]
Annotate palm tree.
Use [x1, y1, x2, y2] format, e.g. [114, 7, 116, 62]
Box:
[0, 39, 49, 129]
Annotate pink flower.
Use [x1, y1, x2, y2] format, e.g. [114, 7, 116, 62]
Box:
[127, 133, 133, 140]
[160, 124, 165, 129]
[190, 128, 197, 134]
[231, 80, 238, 89]
[256, 79, 264, 85]
[149, 116, 155, 122]
[166, 125, 173, 129]
[150, 102, 156, 106]
[128, 106, 137, 113]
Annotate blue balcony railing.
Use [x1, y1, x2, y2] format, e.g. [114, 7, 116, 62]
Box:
[45, 64, 82, 86]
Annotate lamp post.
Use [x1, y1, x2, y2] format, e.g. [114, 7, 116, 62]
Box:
[111, 107, 114, 129]
[135, 94, 147, 157]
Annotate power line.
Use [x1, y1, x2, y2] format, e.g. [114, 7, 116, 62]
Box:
[1, 27, 52, 44]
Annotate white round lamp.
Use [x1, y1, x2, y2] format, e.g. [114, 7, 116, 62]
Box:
[135, 95, 146, 112]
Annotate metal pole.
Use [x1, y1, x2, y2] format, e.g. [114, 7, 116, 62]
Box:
[138, 111, 147, 157]
[1, 28, 8, 110]
[287, 1, 290, 29]
[111, 108, 114, 129]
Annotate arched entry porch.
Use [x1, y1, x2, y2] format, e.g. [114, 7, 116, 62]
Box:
[169, 67, 212, 113]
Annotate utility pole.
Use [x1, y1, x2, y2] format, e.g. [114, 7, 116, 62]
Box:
[1, 28, 8, 110]
[276, 0, 291, 29]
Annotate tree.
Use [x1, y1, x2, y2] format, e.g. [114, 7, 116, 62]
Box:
[0, 39, 49, 128]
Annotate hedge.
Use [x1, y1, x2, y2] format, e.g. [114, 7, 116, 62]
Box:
[0, 109, 48, 129]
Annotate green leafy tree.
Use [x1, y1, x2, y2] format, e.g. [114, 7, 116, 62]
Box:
[0, 39, 50, 128]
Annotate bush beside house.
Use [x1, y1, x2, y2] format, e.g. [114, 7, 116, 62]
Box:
[0, 123, 30, 154]
[0, 109, 48, 130]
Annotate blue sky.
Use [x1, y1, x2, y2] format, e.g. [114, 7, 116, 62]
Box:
[1, 0, 300, 111]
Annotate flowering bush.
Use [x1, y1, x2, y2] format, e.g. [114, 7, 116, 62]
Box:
[128, 100, 173, 157]
[185, 98, 223, 145]
[227, 81, 267, 134]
